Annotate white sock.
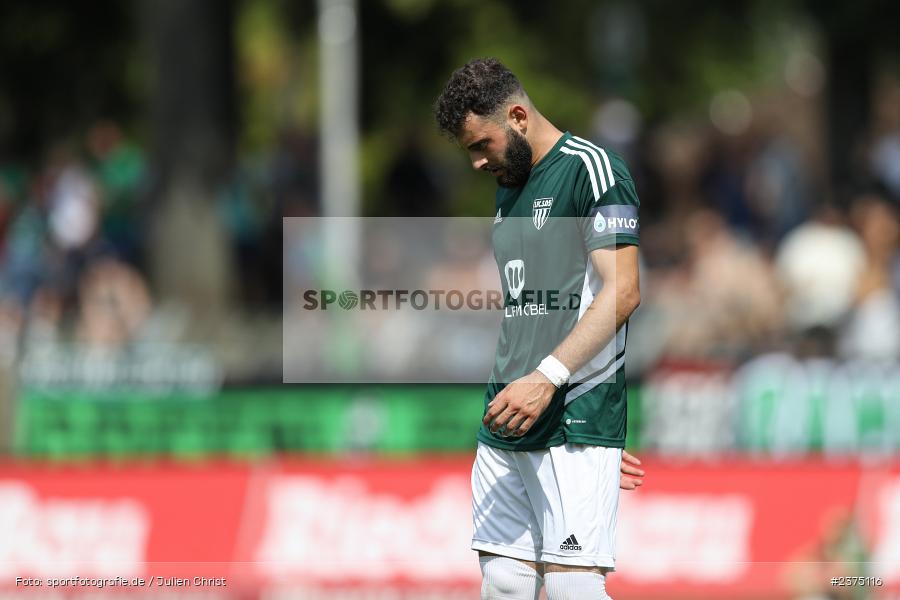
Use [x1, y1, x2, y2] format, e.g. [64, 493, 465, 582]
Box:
[545, 571, 611, 600]
[479, 555, 543, 600]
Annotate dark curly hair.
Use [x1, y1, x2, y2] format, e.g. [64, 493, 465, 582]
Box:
[434, 58, 525, 137]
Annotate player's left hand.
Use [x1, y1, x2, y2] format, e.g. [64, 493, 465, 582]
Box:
[620, 450, 645, 490]
[483, 370, 556, 436]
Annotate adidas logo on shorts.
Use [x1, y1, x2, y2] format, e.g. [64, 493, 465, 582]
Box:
[559, 534, 582, 551]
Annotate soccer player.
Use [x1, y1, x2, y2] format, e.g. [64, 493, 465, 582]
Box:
[434, 58, 643, 600]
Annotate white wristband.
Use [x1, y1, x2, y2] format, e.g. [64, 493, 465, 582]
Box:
[537, 355, 570, 388]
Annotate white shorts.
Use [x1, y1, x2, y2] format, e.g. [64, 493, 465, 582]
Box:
[471, 442, 622, 568]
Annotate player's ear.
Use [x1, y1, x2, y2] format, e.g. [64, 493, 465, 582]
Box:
[507, 104, 528, 134]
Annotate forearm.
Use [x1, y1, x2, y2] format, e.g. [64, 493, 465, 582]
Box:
[550, 285, 638, 375]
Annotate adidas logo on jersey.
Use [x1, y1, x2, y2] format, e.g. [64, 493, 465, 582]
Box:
[559, 534, 582, 551]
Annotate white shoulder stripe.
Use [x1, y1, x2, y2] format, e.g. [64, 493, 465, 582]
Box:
[559, 146, 600, 201]
[565, 139, 608, 195]
[572, 135, 615, 188]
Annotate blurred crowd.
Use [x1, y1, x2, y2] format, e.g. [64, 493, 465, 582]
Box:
[626, 78, 900, 366]
[366, 79, 900, 372]
[3, 78, 900, 377]
[0, 120, 296, 368]
[0, 121, 151, 364]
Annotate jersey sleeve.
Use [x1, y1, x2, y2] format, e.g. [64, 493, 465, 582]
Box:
[572, 149, 640, 251]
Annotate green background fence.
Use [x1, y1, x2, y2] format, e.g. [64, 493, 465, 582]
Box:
[16, 365, 899, 459]
[16, 386, 645, 458]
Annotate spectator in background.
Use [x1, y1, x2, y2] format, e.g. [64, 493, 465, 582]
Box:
[270, 129, 319, 307]
[654, 208, 783, 360]
[76, 257, 152, 347]
[24, 284, 62, 344]
[703, 119, 812, 248]
[787, 507, 866, 600]
[838, 193, 900, 360]
[0, 178, 49, 311]
[218, 169, 268, 307]
[0, 176, 13, 253]
[0, 168, 42, 363]
[43, 148, 117, 309]
[271, 129, 319, 217]
[868, 74, 900, 201]
[383, 133, 446, 216]
[0, 133, 149, 355]
[0, 298, 21, 367]
[702, 134, 757, 239]
[48, 163, 100, 253]
[744, 131, 811, 246]
[775, 204, 866, 354]
[86, 120, 146, 265]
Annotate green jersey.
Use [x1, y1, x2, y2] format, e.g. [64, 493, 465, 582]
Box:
[479, 132, 640, 451]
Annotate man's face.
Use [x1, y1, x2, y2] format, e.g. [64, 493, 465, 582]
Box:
[458, 114, 533, 188]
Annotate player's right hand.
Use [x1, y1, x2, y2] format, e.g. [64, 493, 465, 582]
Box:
[483, 370, 556, 437]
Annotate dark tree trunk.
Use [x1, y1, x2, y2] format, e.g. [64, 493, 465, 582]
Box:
[814, 0, 876, 202]
[142, 0, 237, 320]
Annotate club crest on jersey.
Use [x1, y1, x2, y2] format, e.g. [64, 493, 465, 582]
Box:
[532, 197, 553, 230]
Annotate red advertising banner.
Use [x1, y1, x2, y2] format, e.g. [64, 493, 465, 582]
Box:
[0, 457, 897, 599]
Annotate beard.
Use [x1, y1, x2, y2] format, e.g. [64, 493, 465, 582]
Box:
[496, 127, 533, 188]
